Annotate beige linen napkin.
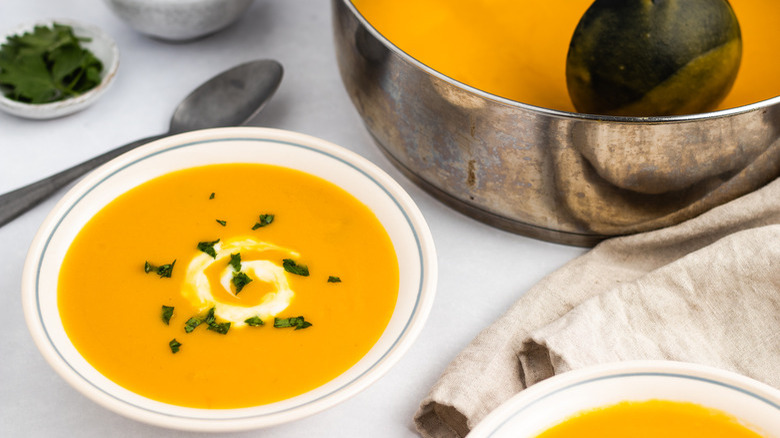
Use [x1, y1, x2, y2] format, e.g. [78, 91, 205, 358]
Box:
[414, 178, 780, 438]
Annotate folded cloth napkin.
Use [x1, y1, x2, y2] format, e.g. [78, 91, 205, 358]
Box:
[414, 177, 780, 438]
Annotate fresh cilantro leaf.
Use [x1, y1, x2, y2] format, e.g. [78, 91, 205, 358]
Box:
[283, 258, 309, 276]
[216, 219, 226, 226]
[0, 53, 57, 102]
[197, 239, 220, 258]
[244, 316, 264, 327]
[252, 214, 274, 230]
[144, 261, 153, 273]
[161, 305, 174, 325]
[169, 338, 182, 354]
[274, 316, 313, 330]
[228, 253, 241, 271]
[0, 23, 103, 103]
[232, 271, 252, 294]
[327, 276, 341, 283]
[209, 192, 215, 199]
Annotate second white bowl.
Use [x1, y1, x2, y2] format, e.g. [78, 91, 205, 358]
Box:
[469, 361, 780, 438]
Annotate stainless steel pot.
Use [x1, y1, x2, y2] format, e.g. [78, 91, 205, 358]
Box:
[331, 0, 780, 246]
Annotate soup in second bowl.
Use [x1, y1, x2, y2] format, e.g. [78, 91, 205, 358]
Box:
[535, 399, 764, 438]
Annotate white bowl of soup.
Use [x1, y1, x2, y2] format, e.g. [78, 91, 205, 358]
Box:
[468, 361, 780, 438]
[21, 127, 437, 431]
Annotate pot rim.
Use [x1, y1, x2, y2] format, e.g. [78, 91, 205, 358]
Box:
[339, 0, 780, 124]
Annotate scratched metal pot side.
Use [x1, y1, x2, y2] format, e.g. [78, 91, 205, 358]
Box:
[332, 0, 780, 247]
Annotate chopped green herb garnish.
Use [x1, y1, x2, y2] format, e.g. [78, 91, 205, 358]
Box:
[244, 316, 264, 327]
[274, 316, 312, 330]
[190, 307, 230, 334]
[161, 305, 174, 325]
[228, 253, 252, 293]
[327, 276, 342, 283]
[252, 214, 274, 230]
[209, 192, 215, 199]
[184, 316, 203, 333]
[216, 219, 227, 226]
[229, 253, 241, 271]
[207, 321, 231, 334]
[144, 260, 176, 278]
[197, 239, 220, 258]
[156, 261, 175, 278]
[0, 23, 104, 104]
[273, 317, 294, 328]
[203, 307, 216, 325]
[232, 271, 252, 293]
[283, 258, 309, 276]
[184, 307, 217, 333]
[169, 338, 182, 354]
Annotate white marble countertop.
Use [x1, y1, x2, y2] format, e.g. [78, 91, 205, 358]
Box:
[0, 1, 585, 436]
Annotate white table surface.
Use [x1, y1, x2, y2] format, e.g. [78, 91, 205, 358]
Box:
[0, 1, 586, 436]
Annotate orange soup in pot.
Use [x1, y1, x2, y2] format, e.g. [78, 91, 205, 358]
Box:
[58, 163, 399, 409]
[351, 0, 780, 112]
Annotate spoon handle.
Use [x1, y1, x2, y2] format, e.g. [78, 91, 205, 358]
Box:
[0, 133, 166, 227]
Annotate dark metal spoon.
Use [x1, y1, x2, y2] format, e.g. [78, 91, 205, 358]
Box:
[0, 59, 283, 227]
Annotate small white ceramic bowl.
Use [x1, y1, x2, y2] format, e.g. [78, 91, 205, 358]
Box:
[0, 19, 119, 120]
[103, 0, 255, 41]
[469, 361, 780, 438]
[21, 127, 438, 431]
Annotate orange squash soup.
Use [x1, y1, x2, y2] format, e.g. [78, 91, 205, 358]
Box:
[535, 400, 764, 438]
[351, 0, 780, 112]
[58, 163, 399, 408]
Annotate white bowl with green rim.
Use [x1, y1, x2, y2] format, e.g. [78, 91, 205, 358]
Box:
[21, 127, 438, 431]
[468, 361, 780, 438]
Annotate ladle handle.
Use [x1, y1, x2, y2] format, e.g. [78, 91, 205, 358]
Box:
[0, 133, 166, 227]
